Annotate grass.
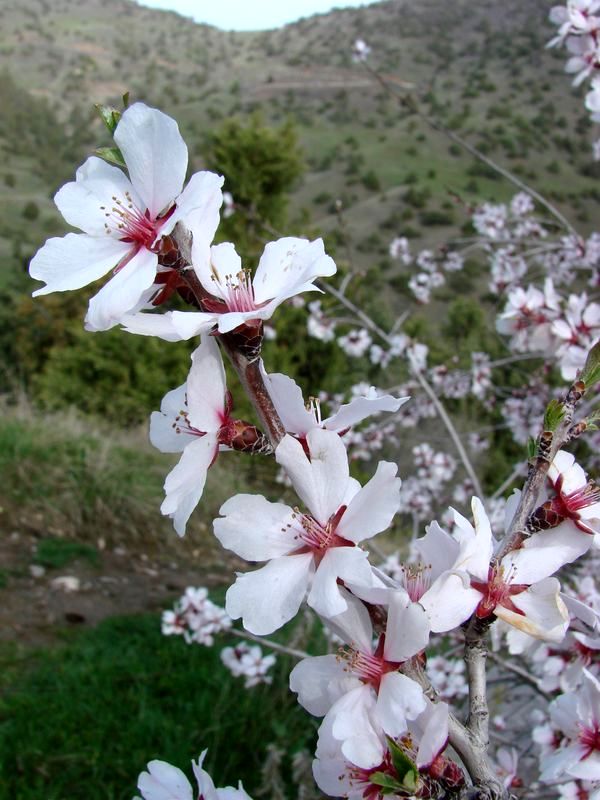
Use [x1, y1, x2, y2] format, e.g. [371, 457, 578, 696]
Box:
[0, 613, 320, 799]
[34, 537, 99, 569]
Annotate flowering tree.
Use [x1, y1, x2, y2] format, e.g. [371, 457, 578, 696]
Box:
[28, 6, 600, 797]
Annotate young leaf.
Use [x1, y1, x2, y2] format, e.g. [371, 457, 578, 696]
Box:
[580, 340, 600, 389]
[95, 146, 126, 168]
[543, 399, 565, 432]
[386, 737, 419, 791]
[95, 103, 122, 134]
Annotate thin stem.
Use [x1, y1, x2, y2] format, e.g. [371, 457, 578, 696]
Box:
[229, 628, 309, 661]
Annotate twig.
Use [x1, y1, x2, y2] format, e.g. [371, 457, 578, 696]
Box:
[229, 628, 309, 661]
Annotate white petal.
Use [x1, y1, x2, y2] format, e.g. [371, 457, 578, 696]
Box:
[496, 578, 569, 642]
[191, 752, 218, 800]
[416, 702, 449, 768]
[120, 311, 187, 341]
[420, 572, 481, 633]
[385, 592, 431, 661]
[320, 588, 374, 651]
[164, 170, 223, 240]
[55, 156, 140, 236]
[214, 494, 299, 560]
[225, 553, 314, 635]
[548, 450, 576, 485]
[115, 102, 188, 218]
[186, 337, 226, 433]
[170, 309, 219, 339]
[329, 684, 385, 769]
[501, 522, 592, 584]
[253, 237, 336, 305]
[149, 382, 192, 453]
[289, 655, 360, 716]
[195, 241, 241, 300]
[326, 394, 409, 432]
[337, 461, 401, 543]
[308, 547, 373, 618]
[375, 672, 427, 736]
[261, 369, 316, 437]
[540, 742, 588, 781]
[414, 520, 460, 581]
[137, 760, 193, 800]
[30, 233, 130, 295]
[276, 428, 349, 524]
[161, 433, 218, 537]
[86, 247, 158, 330]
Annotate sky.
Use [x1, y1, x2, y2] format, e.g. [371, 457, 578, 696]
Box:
[136, 0, 379, 31]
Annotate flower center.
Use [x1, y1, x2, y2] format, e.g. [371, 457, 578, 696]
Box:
[215, 269, 258, 313]
[400, 563, 432, 602]
[471, 564, 528, 619]
[101, 193, 159, 248]
[292, 505, 351, 553]
[579, 721, 600, 759]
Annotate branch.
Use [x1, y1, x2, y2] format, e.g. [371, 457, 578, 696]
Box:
[229, 628, 309, 661]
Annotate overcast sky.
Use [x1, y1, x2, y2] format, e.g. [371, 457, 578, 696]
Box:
[136, 0, 379, 31]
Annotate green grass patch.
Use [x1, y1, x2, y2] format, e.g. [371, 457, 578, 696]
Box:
[0, 614, 318, 799]
[34, 537, 99, 570]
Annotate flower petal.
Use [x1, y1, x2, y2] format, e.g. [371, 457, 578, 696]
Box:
[337, 461, 401, 543]
[115, 102, 188, 218]
[161, 433, 218, 536]
[326, 394, 410, 432]
[86, 246, 158, 330]
[30, 233, 130, 296]
[329, 684, 385, 769]
[376, 672, 427, 736]
[149, 383, 190, 453]
[501, 522, 592, 584]
[276, 428, 349, 524]
[385, 592, 431, 661]
[137, 760, 194, 800]
[225, 553, 314, 635]
[420, 572, 481, 633]
[308, 547, 373, 618]
[214, 494, 299, 560]
[496, 578, 569, 642]
[252, 237, 336, 305]
[164, 170, 224, 241]
[186, 336, 226, 433]
[290, 655, 360, 716]
[261, 369, 317, 437]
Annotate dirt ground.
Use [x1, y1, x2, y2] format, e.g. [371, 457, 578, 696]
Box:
[0, 519, 239, 647]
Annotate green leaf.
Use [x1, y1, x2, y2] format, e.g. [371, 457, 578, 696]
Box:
[95, 146, 126, 168]
[95, 103, 122, 134]
[580, 340, 600, 389]
[543, 398, 565, 432]
[122, 91, 130, 109]
[527, 437, 537, 459]
[369, 772, 405, 792]
[386, 737, 419, 791]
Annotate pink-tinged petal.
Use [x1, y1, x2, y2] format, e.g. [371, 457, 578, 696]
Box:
[501, 522, 592, 584]
[416, 702, 449, 768]
[252, 237, 336, 305]
[320, 588, 374, 651]
[308, 547, 373, 618]
[191, 752, 218, 800]
[120, 311, 188, 342]
[214, 494, 299, 560]
[150, 384, 190, 453]
[137, 760, 194, 800]
[85, 246, 158, 331]
[376, 673, 427, 736]
[540, 742, 589, 782]
[568, 751, 600, 780]
[582, 668, 600, 728]
[312, 756, 355, 799]
[414, 521, 460, 581]
[225, 552, 314, 635]
[276, 428, 349, 524]
[496, 578, 569, 642]
[459, 497, 494, 581]
[329, 684, 385, 769]
[420, 572, 481, 633]
[164, 170, 223, 239]
[30, 233, 130, 296]
[186, 337, 226, 433]
[562, 463, 589, 497]
[290, 655, 360, 716]
[337, 461, 401, 543]
[385, 592, 430, 661]
[115, 102, 188, 218]
[261, 369, 317, 437]
[548, 450, 576, 485]
[161, 433, 218, 537]
[326, 394, 410, 432]
[55, 156, 139, 237]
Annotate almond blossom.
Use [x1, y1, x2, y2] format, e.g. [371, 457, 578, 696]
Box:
[533, 450, 600, 537]
[214, 427, 401, 635]
[414, 497, 589, 640]
[261, 368, 408, 440]
[29, 102, 223, 331]
[121, 237, 336, 339]
[150, 335, 249, 536]
[540, 670, 600, 783]
[290, 590, 430, 769]
[135, 750, 252, 800]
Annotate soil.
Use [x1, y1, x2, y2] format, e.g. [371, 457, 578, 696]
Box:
[0, 522, 241, 647]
